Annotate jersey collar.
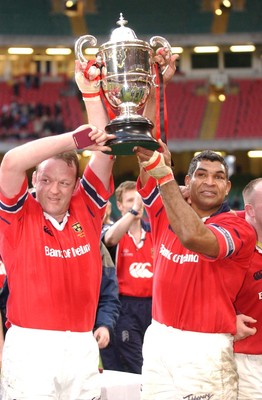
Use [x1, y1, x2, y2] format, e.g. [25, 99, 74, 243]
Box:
[201, 201, 231, 222]
[43, 211, 70, 231]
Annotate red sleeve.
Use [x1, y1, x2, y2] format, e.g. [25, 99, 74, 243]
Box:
[201, 215, 256, 262]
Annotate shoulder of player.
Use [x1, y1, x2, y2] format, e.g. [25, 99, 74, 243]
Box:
[209, 210, 256, 238]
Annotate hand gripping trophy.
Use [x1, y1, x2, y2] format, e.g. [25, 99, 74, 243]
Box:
[75, 13, 172, 155]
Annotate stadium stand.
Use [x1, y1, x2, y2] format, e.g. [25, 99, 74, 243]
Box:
[215, 79, 262, 139]
[166, 80, 208, 140]
[0, 80, 84, 141]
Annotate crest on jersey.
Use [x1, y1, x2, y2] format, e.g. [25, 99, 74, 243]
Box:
[72, 222, 85, 237]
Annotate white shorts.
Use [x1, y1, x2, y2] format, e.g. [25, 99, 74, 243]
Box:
[141, 320, 238, 400]
[235, 353, 262, 400]
[0, 325, 101, 400]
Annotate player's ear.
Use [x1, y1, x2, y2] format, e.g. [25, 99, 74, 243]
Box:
[245, 203, 255, 219]
[31, 171, 36, 187]
[184, 175, 190, 186]
[226, 180, 231, 196]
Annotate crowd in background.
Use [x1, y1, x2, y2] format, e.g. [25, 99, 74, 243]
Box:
[0, 73, 81, 142]
[0, 97, 66, 141]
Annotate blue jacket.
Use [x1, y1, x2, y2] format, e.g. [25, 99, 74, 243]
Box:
[94, 242, 120, 335]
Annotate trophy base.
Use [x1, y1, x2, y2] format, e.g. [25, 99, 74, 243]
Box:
[103, 118, 159, 156]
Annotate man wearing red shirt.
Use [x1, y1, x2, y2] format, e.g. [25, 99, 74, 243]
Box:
[234, 178, 262, 399]
[134, 143, 256, 400]
[0, 61, 115, 399]
[101, 181, 153, 373]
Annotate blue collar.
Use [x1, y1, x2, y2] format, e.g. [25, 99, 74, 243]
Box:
[211, 201, 231, 217]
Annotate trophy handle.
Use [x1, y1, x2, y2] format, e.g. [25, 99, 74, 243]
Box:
[150, 36, 172, 87]
[74, 35, 97, 62]
[149, 36, 172, 56]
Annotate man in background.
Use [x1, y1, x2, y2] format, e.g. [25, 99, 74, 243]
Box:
[234, 178, 262, 399]
[101, 181, 153, 374]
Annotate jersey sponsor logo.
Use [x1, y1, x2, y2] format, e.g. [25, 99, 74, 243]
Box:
[172, 253, 199, 264]
[258, 292, 262, 300]
[45, 244, 91, 258]
[159, 243, 199, 264]
[129, 262, 153, 278]
[121, 248, 134, 257]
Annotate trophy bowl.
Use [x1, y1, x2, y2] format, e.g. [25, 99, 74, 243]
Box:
[75, 13, 171, 155]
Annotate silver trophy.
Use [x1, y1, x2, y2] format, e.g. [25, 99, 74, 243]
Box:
[75, 13, 172, 155]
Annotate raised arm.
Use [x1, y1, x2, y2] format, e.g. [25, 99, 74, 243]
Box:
[74, 59, 115, 190]
[0, 124, 112, 199]
[135, 141, 220, 258]
[104, 192, 143, 247]
[84, 101, 114, 191]
[158, 170, 219, 257]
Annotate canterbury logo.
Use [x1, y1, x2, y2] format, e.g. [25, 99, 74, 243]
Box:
[121, 330, 129, 342]
[254, 270, 262, 280]
[44, 226, 53, 236]
[129, 262, 153, 278]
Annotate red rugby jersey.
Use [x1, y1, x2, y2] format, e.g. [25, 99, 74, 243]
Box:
[0, 166, 113, 332]
[234, 249, 262, 354]
[115, 229, 154, 297]
[138, 177, 256, 334]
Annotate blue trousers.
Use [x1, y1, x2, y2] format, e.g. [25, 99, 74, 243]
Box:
[100, 295, 152, 374]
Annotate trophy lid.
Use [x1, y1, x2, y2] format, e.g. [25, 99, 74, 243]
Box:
[99, 13, 152, 51]
[110, 13, 137, 42]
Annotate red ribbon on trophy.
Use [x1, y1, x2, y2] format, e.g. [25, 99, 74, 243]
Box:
[154, 62, 168, 145]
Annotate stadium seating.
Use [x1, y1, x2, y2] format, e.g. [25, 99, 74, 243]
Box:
[215, 79, 262, 139]
[0, 80, 84, 139]
[166, 80, 208, 140]
[163, 77, 262, 141]
[2, 76, 262, 142]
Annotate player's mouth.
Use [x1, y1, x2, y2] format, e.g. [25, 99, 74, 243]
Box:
[201, 190, 216, 197]
[48, 197, 60, 203]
